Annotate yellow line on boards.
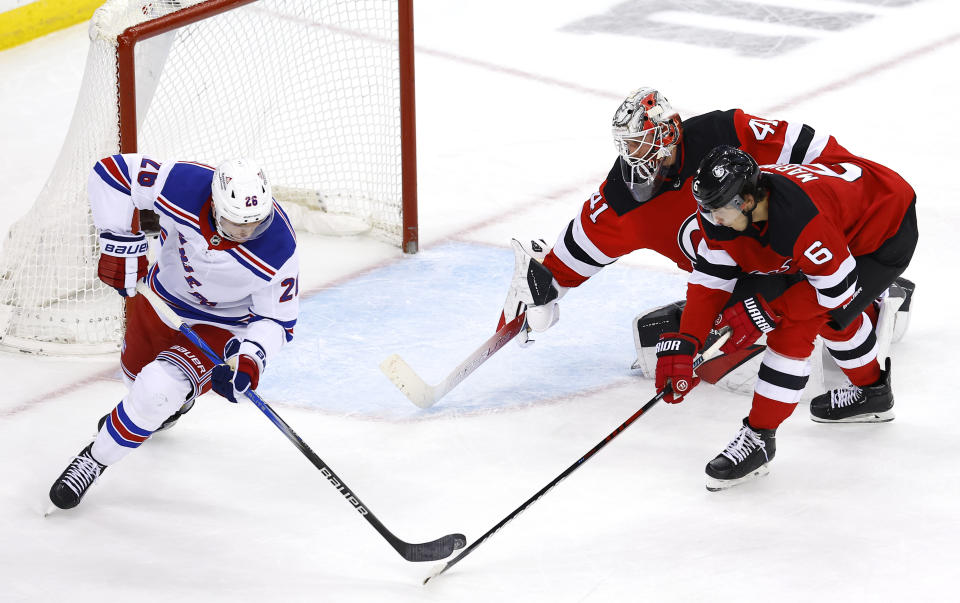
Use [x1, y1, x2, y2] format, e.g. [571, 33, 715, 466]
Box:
[0, 0, 101, 51]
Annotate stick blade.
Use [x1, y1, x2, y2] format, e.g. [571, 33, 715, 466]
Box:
[379, 354, 436, 408]
[696, 344, 765, 384]
[399, 532, 467, 562]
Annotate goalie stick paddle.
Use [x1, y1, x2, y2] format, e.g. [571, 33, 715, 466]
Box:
[422, 327, 731, 584]
[380, 313, 527, 409]
[136, 282, 466, 563]
[695, 344, 766, 385]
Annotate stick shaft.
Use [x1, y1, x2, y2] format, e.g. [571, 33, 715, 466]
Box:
[135, 282, 463, 562]
[426, 328, 730, 581]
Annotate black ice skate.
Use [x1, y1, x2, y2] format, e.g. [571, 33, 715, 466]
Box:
[49, 444, 107, 510]
[810, 358, 893, 423]
[705, 417, 776, 491]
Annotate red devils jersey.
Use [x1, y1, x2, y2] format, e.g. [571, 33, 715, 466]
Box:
[679, 159, 915, 343]
[542, 109, 853, 286]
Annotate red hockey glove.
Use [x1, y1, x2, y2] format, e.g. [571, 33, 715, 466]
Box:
[98, 231, 148, 297]
[211, 338, 266, 403]
[716, 295, 778, 354]
[655, 332, 701, 403]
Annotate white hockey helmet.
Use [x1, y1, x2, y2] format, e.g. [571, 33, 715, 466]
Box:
[211, 158, 275, 242]
[611, 88, 682, 198]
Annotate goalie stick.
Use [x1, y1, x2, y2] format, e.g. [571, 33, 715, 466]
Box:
[380, 313, 527, 409]
[695, 344, 765, 385]
[136, 282, 466, 563]
[423, 327, 731, 584]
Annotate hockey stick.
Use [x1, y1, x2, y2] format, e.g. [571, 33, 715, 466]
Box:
[380, 313, 527, 409]
[423, 327, 731, 584]
[695, 344, 765, 385]
[136, 282, 466, 562]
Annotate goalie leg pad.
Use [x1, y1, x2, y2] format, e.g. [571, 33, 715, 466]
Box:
[890, 276, 914, 344]
[631, 300, 684, 376]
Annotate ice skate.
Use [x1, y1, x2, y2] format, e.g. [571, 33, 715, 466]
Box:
[705, 417, 776, 491]
[810, 358, 893, 423]
[49, 444, 107, 510]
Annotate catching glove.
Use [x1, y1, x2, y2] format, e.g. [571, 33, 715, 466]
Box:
[98, 231, 149, 297]
[716, 295, 778, 354]
[211, 338, 266, 403]
[654, 332, 701, 403]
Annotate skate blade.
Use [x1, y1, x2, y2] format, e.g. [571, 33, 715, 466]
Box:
[706, 464, 770, 492]
[810, 410, 895, 424]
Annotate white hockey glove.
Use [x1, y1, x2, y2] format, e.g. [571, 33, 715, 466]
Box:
[499, 238, 567, 347]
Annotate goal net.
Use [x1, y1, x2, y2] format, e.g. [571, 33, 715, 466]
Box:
[0, 0, 417, 354]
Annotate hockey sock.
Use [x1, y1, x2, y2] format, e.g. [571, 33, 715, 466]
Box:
[824, 311, 881, 387]
[91, 400, 154, 465]
[748, 348, 810, 429]
[748, 394, 798, 430]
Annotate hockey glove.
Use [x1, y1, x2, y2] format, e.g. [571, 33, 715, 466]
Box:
[498, 238, 567, 347]
[716, 295, 778, 354]
[211, 338, 266, 403]
[654, 332, 701, 403]
[98, 231, 149, 297]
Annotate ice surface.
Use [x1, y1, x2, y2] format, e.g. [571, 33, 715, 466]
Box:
[1, 1, 958, 601]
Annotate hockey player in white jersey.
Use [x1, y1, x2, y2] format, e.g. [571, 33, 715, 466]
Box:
[49, 155, 299, 510]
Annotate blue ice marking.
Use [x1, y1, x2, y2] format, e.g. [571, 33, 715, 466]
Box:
[260, 242, 686, 419]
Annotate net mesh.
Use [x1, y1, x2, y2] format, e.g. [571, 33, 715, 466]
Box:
[0, 0, 404, 354]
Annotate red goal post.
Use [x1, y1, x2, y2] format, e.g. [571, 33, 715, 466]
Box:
[0, 0, 419, 354]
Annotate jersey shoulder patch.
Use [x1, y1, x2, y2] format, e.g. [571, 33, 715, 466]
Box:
[681, 109, 741, 177]
[159, 162, 215, 215]
[764, 173, 820, 257]
[601, 159, 641, 216]
[228, 201, 298, 281]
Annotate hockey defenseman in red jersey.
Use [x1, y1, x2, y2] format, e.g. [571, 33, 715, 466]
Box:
[500, 86, 914, 388]
[653, 145, 917, 490]
[48, 156, 300, 510]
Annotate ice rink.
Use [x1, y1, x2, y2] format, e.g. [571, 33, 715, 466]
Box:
[1, 1, 959, 601]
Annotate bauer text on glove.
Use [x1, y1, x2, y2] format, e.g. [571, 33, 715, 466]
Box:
[98, 231, 149, 297]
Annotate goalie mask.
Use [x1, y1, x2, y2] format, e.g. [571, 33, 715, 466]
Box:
[611, 88, 682, 202]
[211, 159, 275, 242]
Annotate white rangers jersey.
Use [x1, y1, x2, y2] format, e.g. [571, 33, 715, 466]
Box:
[89, 154, 299, 360]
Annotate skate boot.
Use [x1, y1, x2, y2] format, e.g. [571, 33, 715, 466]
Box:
[705, 417, 776, 491]
[49, 444, 107, 509]
[810, 358, 893, 423]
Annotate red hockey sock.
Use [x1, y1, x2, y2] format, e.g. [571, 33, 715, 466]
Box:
[748, 393, 798, 430]
[841, 359, 883, 387]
